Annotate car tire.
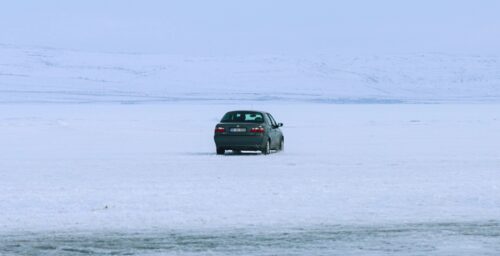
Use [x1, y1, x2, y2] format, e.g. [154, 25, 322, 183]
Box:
[262, 140, 271, 155]
[279, 138, 284, 151]
[216, 148, 225, 155]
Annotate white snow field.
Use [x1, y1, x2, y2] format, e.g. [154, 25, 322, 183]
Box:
[1, 44, 500, 104]
[1, 103, 500, 255]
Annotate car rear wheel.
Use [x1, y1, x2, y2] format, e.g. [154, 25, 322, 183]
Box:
[262, 140, 270, 155]
[216, 147, 225, 155]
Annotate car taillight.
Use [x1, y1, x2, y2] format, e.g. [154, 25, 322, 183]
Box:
[250, 127, 265, 133]
[215, 127, 225, 133]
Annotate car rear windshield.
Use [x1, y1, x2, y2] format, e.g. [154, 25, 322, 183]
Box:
[221, 112, 264, 123]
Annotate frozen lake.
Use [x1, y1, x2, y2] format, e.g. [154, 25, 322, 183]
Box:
[1, 103, 499, 255]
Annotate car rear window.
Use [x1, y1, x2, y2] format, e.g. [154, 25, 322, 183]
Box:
[221, 112, 264, 123]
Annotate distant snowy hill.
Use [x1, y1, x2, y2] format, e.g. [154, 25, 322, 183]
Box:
[1, 44, 499, 103]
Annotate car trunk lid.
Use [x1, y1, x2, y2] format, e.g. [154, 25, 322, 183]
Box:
[215, 123, 265, 136]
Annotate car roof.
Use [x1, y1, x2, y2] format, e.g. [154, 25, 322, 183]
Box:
[226, 110, 269, 115]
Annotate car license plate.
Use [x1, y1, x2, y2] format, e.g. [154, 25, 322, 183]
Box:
[230, 127, 246, 132]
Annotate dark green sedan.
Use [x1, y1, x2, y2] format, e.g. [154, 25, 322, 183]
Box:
[214, 110, 284, 155]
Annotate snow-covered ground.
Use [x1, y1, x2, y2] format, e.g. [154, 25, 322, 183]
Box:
[2, 44, 500, 104]
[1, 103, 499, 255]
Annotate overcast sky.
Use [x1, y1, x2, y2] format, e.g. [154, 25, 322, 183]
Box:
[1, 0, 499, 55]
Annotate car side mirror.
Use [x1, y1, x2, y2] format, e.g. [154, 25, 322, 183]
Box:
[278, 123, 283, 127]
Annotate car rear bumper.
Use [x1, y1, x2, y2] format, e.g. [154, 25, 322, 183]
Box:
[214, 135, 266, 150]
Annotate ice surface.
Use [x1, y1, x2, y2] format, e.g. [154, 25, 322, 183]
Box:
[1, 103, 499, 229]
[1, 102, 500, 254]
[1, 221, 500, 255]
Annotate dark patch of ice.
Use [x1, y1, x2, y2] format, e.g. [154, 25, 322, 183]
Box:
[1, 221, 499, 255]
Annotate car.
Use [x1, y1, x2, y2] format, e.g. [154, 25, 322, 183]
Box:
[214, 110, 284, 155]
